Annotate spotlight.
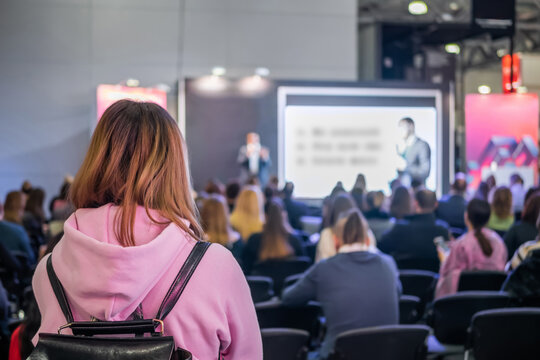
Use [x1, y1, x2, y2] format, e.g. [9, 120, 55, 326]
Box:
[517, 86, 528, 94]
[408, 1, 428, 15]
[497, 49, 507, 58]
[445, 43, 460, 54]
[126, 78, 140, 87]
[255, 67, 270, 77]
[478, 85, 491, 94]
[211, 66, 226, 76]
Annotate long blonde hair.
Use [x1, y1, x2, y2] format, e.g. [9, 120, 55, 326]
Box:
[70, 100, 203, 247]
[200, 195, 235, 246]
[230, 186, 264, 240]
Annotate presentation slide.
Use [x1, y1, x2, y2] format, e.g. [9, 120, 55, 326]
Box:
[283, 106, 437, 198]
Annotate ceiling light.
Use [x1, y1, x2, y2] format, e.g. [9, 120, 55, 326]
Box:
[126, 78, 140, 87]
[517, 86, 528, 94]
[497, 49, 507, 58]
[449, 2, 460, 11]
[445, 43, 460, 54]
[478, 85, 491, 94]
[211, 66, 226, 76]
[408, 1, 428, 15]
[255, 67, 270, 77]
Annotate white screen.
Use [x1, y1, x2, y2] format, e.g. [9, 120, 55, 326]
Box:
[283, 106, 438, 198]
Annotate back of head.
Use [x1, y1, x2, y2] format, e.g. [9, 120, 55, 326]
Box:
[225, 180, 241, 201]
[204, 178, 225, 195]
[522, 193, 540, 225]
[467, 199, 493, 256]
[491, 186, 513, 218]
[415, 189, 437, 213]
[282, 181, 294, 199]
[200, 195, 231, 246]
[260, 199, 292, 261]
[233, 187, 264, 220]
[390, 186, 412, 219]
[333, 209, 367, 246]
[510, 173, 524, 185]
[70, 100, 202, 246]
[452, 172, 468, 195]
[21, 180, 33, 195]
[353, 174, 366, 191]
[366, 191, 384, 211]
[475, 181, 489, 201]
[328, 193, 357, 228]
[25, 187, 46, 221]
[4, 191, 24, 224]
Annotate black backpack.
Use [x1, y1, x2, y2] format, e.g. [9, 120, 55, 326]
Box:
[29, 241, 211, 360]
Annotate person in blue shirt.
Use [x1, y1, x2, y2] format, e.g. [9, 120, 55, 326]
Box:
[0, 198, 36, 265]
[282, 208, 400, 359]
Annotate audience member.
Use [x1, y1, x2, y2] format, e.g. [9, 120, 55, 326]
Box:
[3, 191, 25, 225]
[282, 209, 400, 359]
[436, 199, 507, 298]
[473, 181, 489, 201]
[230, 186, 265, 241]
[282, 182, 308, 231]
[507, 214, 540, 271]
[0, 195, 35, 265]
[225, 179, 241, 213]
[364, 191, 392, 242]
[20, 181, 32, 196]
[350, 173, 366, 210]
[510, 173, 526, 215]
[330, 181, 346, 197]
[22, 188, 47, 251]
[379, 189, 449, 272]
[242, 199, 305, 274]
[48, 176, 73, 220]
[263, 185, 275, 207]
[504, 193, 540, 258]
[389, 186, 412, 219]
[487, 186, 514, 233]
[316, 193, 377, 262]
[31, 100, 262, 358]
[436, 172, 468, 229]
[204, 178, 226, 196]
[503, 249, 540, 299]
[200, 195, 243, 260]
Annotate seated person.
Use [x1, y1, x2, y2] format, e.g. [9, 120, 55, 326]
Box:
[0, 197, 35, 265]
[436, 172, 468, 230]
[502, 249, 540, 300]
[507, 214, 540, 270]
[364, 191, 392, 242]
[282, 182, 309, 231]
[487, 186, 515, 233]
[242, 199, 305, 274]
[282, 209, 400, 359]
[379, 189, 449, 272]
[436, 199, 507, 298]
[504, 193, 540, 259]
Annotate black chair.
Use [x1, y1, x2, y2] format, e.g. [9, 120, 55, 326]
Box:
[252, 257, 311, 294]
[466, 308, 540, 360]
[282, 274, 303, 292]
[246, 276, 274, 304]
[395, 256, 440, 273]
[399, 295, 422, 324]
[457, 270, 508, 292]
[428, 291, 511, 346]
[262, 328, 309, 360]
[256, 301, 322, 339]
[399, 270, 438, 307]
[330, 325, 430, 360]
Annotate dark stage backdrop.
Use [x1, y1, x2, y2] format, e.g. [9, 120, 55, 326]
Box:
[184, 79, 453, 196]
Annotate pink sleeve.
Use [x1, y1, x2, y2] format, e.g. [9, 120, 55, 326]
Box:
[219, 254, 262, 359]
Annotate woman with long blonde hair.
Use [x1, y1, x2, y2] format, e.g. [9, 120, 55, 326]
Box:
[230, 186, 265, 241]
[31, 100, 262, 359]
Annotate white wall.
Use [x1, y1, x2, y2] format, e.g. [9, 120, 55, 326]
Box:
[0, 0, 357, 209]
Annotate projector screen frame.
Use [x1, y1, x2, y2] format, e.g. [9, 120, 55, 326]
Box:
[277, 85, 449, 199]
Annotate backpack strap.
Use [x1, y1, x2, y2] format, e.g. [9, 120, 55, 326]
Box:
[156, 241, 211, 321]
[46, 255, 74, 324]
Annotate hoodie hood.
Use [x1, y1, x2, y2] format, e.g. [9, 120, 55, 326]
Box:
[51, 203, 192, 321]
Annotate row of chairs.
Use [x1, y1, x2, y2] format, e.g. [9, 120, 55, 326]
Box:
[262, 308, 540, 360]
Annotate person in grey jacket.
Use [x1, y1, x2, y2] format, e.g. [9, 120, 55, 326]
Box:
[396, 117, 431, 186]
[282, 209, 400, 359]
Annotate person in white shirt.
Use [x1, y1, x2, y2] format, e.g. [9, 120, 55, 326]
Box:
[237, 132, 271, 186]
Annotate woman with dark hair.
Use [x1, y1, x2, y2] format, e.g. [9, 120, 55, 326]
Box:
[283, 209, 400, 359]
[389, 186, 412, 220]
[31, 100, 262, 358]
[23, 188, 47, 252]
[435, 199, 507, 298]
[242, 199, 304, 274]
[316, 193, 378, 262]
[504, 193, 540, 257]
[350, 173, 366, 210]
[487, 186, 514, 232]
[473, 181, 490, 201]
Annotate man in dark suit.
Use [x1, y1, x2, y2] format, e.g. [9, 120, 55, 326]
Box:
[436, 172, 468, 231]
[396, 117, 431, 186]
[237, 132, 271, 186]
[379, 189, 449, 272]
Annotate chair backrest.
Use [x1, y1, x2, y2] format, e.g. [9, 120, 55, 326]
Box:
[469, 308, 540, 360]
[399, 295, 421, 324]
[246, 276, 274, 304]
[430, 291, 511, 345]
[252, 257, 311, 294]
[282, 274, 303, 292]
[331, 325, 430, 360]
[395, 257, 440, 273]
[256, 301, 322, 337]
[399, 270, 438, 305]
[262, 328, 309, 360]
[457, 271, 508, 292]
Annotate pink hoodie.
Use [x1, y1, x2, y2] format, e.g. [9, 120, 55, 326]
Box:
[32, 204, 262, 359]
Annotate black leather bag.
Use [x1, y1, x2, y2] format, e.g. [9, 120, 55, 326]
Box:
[28, 241, 211, 360]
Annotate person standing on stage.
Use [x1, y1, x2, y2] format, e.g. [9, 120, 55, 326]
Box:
[237, 132, 271, 186]
[395, 117, 431, 187]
